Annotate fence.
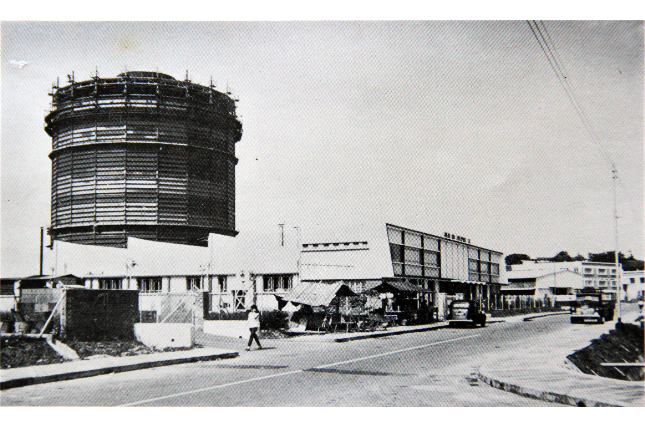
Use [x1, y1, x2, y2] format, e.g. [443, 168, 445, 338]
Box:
[139, 292, 205, 330]
[487, 294, 556, 311]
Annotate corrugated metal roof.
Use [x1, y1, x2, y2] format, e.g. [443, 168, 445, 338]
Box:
[506, 268, 579, 280]
[276, 281, 357, 307]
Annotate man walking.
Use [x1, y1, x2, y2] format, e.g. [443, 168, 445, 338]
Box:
[246, 305, 262, 351]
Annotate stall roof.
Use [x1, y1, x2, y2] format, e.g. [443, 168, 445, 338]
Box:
[276, 281, 357, 307]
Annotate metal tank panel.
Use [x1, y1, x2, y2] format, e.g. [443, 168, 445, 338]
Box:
[45, 71, 242, 247]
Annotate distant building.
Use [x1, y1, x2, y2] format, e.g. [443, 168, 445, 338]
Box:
[621, 270, 645, 301]
[505, 267, 580, 299]
[506, 260, 620, 296]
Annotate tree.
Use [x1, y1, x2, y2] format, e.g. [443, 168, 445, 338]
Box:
[588, 251, 621, 263]
[505, 254, 531, 266]
[588, 251, 644, 271]
[573, 254, 586, 261]
[551, 251, 574, 262]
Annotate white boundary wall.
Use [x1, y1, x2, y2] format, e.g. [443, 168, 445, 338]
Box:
[134, 323, 194, 349]
[203, 320, 248, 339]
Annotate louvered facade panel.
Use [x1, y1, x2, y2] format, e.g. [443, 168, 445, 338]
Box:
[46, 71, 241, 247]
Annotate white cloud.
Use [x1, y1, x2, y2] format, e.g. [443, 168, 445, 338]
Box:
[8, 60, 28, 69]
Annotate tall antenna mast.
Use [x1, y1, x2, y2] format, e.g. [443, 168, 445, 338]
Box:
[278, 223, 285, 247]
[612, 164, 621, 322]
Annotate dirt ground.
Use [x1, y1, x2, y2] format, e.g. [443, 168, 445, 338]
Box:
[567, 322, 644, 381]
[64, 340, 156, 359]
[1, 337, 68, 369]
[0, 337, 192, 368]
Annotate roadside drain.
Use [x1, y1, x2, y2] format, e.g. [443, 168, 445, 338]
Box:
[304, 368, 409, 377]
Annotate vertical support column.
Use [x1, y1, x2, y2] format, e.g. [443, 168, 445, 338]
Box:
[193, 292, 204, 332]
[59, 289, 67, 339]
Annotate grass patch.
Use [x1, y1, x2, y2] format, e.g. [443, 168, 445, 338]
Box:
[567, 322, 644, 381]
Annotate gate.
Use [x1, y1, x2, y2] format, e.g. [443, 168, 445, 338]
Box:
[139, 293, 199, 324]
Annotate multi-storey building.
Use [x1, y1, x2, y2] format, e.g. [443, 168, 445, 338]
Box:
[299, 223, 505, 308]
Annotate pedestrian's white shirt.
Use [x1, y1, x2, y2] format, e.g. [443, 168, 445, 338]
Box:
[248, 311, 260, 329]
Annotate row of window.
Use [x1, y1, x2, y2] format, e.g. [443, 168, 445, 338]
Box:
[583, 267, 618, 276]
[390, 244, 440, 266]
[97, 274, 293, 292]
[584, 279, 617, 287]
[392, 262, 441, 278]
[390, 242, 441, 278]
[263, 275, 293, 292]
[468, 259, 500, 275]
[387, 227, 441, 251]
[628, 277, 645, 284]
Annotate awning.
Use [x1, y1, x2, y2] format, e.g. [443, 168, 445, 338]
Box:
[450, 279, 486, 285]
[368, 280, 429, 293]
[276, 281, 357, 307]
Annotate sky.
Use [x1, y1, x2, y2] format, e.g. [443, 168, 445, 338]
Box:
[1, 19, 643, 277]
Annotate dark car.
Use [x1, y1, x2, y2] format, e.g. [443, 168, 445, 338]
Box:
[447, 300, 487, 327]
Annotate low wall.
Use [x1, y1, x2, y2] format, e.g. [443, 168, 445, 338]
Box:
[204, 320, 249, 338]
[134, 323, 194, 349]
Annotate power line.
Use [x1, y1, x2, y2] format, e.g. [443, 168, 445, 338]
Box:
[528, 21, 626, 317]
[526, 20, 615, 168]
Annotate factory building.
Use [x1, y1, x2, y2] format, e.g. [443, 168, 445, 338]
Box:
[45, 71, 242, 247]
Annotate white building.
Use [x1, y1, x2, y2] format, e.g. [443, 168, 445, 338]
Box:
[621, 270, 645, 301]
[42, 230, 300, 314]
[505, 267, 580, 300]
[507, 260, 620, 295]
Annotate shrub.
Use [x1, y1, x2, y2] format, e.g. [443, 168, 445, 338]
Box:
[204, 312, 247, 321]
[0, 311, 14, 322]
[260, 310, 289, 330]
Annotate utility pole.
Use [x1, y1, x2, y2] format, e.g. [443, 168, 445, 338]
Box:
[39, 227, 44, 276]
[278, 223, 285, 247]
[294, 226, 302, 278]
[612, 165, 621, 323]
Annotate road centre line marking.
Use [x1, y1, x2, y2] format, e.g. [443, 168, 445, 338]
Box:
[118, 370, 304, 407]
[312, 334, 481, 370]
[118, 334, 480, 407]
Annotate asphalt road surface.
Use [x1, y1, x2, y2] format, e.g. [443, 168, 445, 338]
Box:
[1, 314, 582, 406]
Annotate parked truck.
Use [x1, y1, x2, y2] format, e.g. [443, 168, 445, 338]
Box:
[570, 288, 615, 324]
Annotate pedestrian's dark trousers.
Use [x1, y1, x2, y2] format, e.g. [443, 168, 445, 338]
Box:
[248, 328, 262, 348]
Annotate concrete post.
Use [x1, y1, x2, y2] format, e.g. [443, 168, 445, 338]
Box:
[193, 292, 204, 332]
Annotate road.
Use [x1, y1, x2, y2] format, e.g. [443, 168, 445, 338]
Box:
[1, 314, 583, 406]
